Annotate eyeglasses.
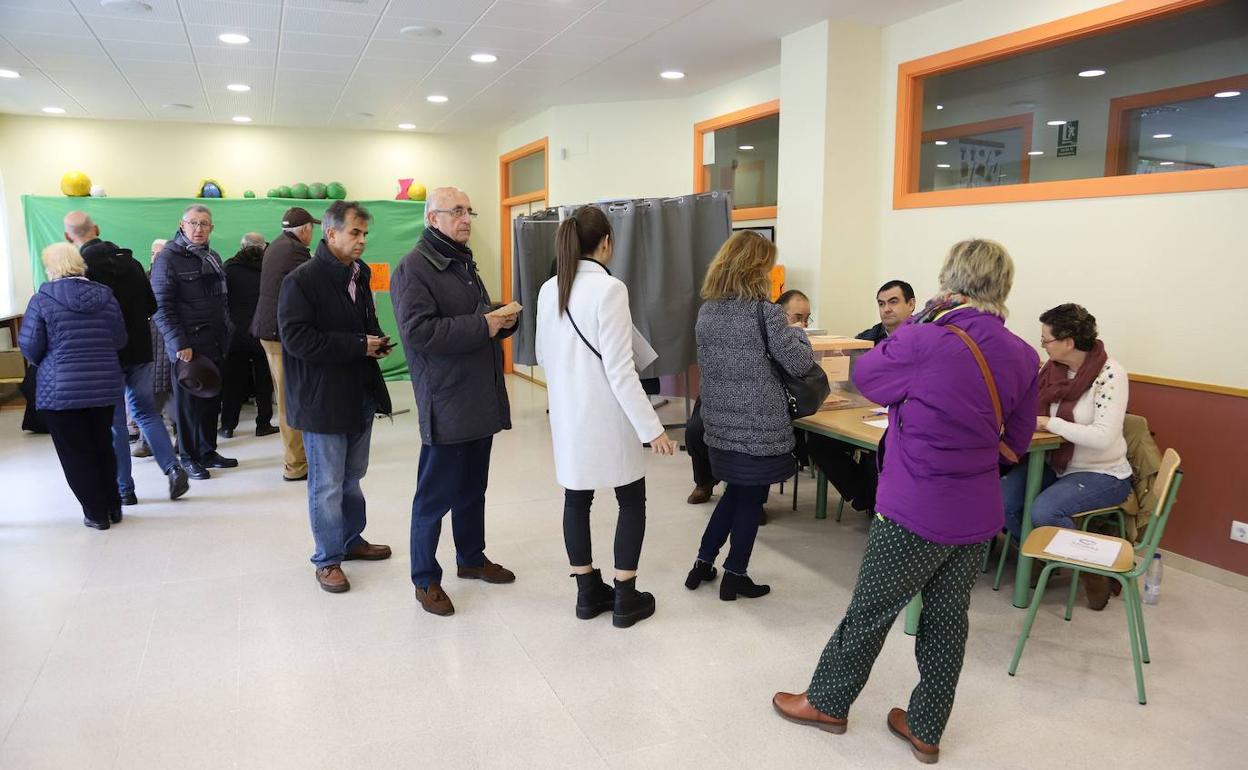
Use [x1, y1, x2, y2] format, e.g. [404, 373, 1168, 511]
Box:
[1040, 337, 1058, 346]
[182, 219, 213, 230]
[429, 207, 478, 220]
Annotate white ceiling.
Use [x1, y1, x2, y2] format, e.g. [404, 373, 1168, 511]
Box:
[0, 0, 955, 135]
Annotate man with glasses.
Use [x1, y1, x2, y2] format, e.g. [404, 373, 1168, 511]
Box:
[391, 186, 519, 616]
[152, 204, 237, 479]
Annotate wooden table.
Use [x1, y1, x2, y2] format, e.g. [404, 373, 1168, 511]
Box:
[795, 406, 1064, 625]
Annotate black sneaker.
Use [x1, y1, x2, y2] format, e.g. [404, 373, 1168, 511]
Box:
[184, 460, 211, 480]
[167, 465, 190, 499]
[202, 452, 238, 469]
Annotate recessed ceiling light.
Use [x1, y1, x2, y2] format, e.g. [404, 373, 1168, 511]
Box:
[1214, 90, 1241, 98]
[1046, 120, 1066, 126]
[935, 104, 944, 110]
[934, 140, 948, 146]
[1159, 161, 1175, 166]
[99, 0, 152, 11]
[936, 163, 951, 168]
[470, 53, 497, 64]
[42, 106, 66, 114]
[226, 83, 251, 92]
[161, 102, 192, 110]
[1078, 69, 1106, 78]
[660, 70, 685, 80]
[738, 145, 754, 151]
[1152, 133, 1172, 139]
[1028, 150, 1044, 156]
[426, 94, 449, 103]
[218, 32, 250, 45]
[0, 69, 19, 79]
[397, 123, 416, 130]
[232, 115, 252, 123]
[400, 25, 442, 39]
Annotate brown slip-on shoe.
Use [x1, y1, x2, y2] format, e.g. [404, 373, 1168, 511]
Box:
[772, 691, 847, 734]
[686, 484, 713, 505]
[887, 708, 939, 764]
[415, 584, 455, 616]
[1083, 572, 1112, 611]
[457, 558, 515, 584]
[344, 541, 392, 561]
[316, 565, 350, 594]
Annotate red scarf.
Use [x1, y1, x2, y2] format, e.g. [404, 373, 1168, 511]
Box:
[1037, 339, 1107, 472]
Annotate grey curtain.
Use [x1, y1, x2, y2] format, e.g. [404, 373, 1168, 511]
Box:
[510, 192, 731, 375]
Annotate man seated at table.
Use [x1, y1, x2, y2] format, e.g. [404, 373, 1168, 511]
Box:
[804, 279, 915, 513]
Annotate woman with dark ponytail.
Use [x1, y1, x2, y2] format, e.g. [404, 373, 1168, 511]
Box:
[536, 205, 676, 628]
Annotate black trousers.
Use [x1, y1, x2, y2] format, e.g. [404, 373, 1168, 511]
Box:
[563, 477, 647, 571]
[685, 399, 717, 488]
[806, 434, 878, 511]
[41, 406, 119, 523]
[173, 365, 222, 463]
[220, 349, 273, 431]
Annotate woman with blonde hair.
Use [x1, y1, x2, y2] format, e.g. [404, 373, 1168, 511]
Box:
[19, 242, 127, 529]
[685, 230, 814, 601]
[772, 238, 1040, 764]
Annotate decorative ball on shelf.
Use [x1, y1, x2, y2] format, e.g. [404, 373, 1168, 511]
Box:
[60, 171, 92, 197]
[290, 182, 309, 199]
[89, 184, 107, 198]
[326, 181, 346, 200]
[307, 182, 327, 199]
[243, 189, 255, 198]
[198, 179, 224, 198]
[277, 185, 292, 198]
[407, 182, 427, 202]
[266, 188, 279, 198]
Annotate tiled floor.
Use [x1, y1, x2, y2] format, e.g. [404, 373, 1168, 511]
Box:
[1, 378, 1245, 769]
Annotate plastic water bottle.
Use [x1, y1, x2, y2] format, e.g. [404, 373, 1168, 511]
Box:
[1143, 553, 1163, 605]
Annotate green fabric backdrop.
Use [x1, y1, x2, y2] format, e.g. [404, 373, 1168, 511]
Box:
[22, 196, 424, 380]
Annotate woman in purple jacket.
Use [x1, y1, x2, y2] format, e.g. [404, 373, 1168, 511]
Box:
[772, 239, 1039, 764]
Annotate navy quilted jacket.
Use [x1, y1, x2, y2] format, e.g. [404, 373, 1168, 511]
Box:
[19, 277, 126, 410]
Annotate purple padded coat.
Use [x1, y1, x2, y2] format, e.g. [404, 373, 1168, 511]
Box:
[854, 307, 1039, 545]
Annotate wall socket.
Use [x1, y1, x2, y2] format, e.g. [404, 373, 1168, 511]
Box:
[1232, 521, 1248, 545]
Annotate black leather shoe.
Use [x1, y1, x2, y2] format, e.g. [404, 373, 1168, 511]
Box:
[109, 509, 123, 524]
[217, 428, 234, 439]
[83, 517, 110, 530]
[184, 461, 211, 480]
[167, 464, 190, 499]
[120, 492, 138, 506]
[202, 452, 238, 469]
[256, 424, 280, 437]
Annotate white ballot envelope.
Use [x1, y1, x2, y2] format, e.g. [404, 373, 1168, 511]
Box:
[632, 327, 658, 372]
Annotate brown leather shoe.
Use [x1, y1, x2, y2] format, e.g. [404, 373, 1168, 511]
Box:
[1083, 572, 1112, 611]
[344, 540, 392, 561]
[771, 691, 847, 734]
[686, 484, 713, 505]
[316, 565, 350, 594]
[415, 584, 455, 616]
[457, 558, 515, 584]
[887, 708, 939, 764]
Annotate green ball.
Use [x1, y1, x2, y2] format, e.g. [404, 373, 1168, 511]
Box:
[326, 182, 346, 200]
[290, 182, 309, 199]
[265, 188, 278, 198]
[243, 189, 255, 198]
[308, 182, 327, 199]
[277, 185, 292, 198]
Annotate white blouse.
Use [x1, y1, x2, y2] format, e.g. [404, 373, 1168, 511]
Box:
[1045, 357, 1132, 479]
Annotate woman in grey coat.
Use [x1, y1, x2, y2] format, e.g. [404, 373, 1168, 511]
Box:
[685, 231, 814, 600]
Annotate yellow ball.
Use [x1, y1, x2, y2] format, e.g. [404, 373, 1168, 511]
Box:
[407, 183, 427, 202]
[61, 171, 92, 197]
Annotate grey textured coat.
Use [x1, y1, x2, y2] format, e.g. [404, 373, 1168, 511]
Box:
[696, 299, 814, 457]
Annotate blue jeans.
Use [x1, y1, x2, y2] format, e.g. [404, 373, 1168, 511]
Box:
[304, 415, 374, 568]
[1002, 463, 1132, 540]
[111, 362, 179, 494]
[410, 437, 491, 588]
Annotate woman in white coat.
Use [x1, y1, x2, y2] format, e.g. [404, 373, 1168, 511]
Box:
[536, 205, 676, 629]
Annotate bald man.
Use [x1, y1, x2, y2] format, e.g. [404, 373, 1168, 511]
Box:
[391, 187, 519, 616]
[65, 212, 190, 504]
[220, 231, 276, 439]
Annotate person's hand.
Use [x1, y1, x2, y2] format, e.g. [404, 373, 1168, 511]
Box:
[176, 347, 193, 362]
[650, 432, 677, 456]
[366, 335, 391, 358]
[1036, 415, 1050, 431]
[486, 313, 517, 338]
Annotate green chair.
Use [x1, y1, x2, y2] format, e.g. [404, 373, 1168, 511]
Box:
[1008, 449, 1182, 705]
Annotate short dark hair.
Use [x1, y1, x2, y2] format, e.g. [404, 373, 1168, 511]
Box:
[877, 280, 914, 302]
[776, 289, 808, 307]
[1040, 303, 1098, 351]
[322, 200, 371, 233]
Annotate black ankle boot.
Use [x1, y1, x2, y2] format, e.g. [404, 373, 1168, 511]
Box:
[572, 569, 615, 620]
[720, 571, 770, 601]
[684, 560, 718, 590]
[613, 577, 655, 628]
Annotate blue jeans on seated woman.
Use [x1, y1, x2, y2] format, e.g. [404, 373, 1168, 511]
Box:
[1002, 462, 1132, 541]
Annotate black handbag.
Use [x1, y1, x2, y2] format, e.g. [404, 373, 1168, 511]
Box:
[755, 302, 830, 419]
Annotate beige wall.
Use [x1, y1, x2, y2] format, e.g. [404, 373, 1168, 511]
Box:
[0, 115, 499, 316]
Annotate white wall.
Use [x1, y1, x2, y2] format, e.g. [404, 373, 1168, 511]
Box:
[0, 115, 499, 316]
[879, 0, 1248, 387]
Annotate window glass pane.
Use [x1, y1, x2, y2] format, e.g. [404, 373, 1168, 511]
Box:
[915, 2, 1248, 191]
[507, 150, 545, 197]
[702, 113, 779, 208]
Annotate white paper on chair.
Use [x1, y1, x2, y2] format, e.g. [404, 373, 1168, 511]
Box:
[1042, 529, 1122, 567]
[864, 418, 890, 429]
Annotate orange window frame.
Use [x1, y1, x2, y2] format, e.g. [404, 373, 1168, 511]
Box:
[893, 0, 1248, 209]
[498, 137, 549, 373]
[693, 99, 780, 221]
[919, 112, 1035, 186]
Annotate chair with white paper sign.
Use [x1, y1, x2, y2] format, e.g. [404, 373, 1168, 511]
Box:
[1008, 448, 1183, 705]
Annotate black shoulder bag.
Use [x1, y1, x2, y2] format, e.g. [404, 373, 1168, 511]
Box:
[756, 302, 830, 419]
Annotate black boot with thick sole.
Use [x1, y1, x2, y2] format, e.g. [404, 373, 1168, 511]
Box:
[573, 569, 615, 620]
[613, 577, 656, 629]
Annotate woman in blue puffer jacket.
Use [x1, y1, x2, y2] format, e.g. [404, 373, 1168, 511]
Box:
[19, 243, 127, 529]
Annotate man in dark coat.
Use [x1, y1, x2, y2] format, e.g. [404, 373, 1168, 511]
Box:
[151, 203, 236, 480]
[219, 232, 277, 438]
[279, 200, 393, 594]
[391, 186, 519, 617]
[252, 207, 318, 481]
[65, 211, 189, 502]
